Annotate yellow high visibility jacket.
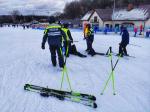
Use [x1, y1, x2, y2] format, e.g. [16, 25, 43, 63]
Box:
[62, 28, 69, 41]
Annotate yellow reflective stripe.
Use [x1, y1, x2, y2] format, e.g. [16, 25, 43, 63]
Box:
[44, 29, 48, 34]
[46, 26, 61, 29]
[62, 28, 69, 40]
[44, 25, 61, 35]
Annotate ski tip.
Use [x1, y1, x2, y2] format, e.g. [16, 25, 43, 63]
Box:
[24, 84, 31, 90]
[93, 103, 97, 108]
[24, 84, 28, 90]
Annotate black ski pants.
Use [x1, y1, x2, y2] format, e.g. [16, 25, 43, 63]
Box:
[119, 43, 128, 55]
[49, 45, 64, 68]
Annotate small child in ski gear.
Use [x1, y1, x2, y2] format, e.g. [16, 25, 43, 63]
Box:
[84, 24, 96, 56]
[118, 27, 130, 57]
[41, 16, 66, 68]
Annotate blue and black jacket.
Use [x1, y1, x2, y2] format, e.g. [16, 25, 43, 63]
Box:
[121, 29, 129, 45]
[42, 23, 66, 47]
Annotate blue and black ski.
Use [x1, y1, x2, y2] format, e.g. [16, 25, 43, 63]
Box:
[24, 84, 97, 108]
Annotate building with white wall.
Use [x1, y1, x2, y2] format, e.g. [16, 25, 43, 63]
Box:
[81, 5, 150, 30]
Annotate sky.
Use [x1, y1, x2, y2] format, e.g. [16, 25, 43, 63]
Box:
[0, 0, 73, 15]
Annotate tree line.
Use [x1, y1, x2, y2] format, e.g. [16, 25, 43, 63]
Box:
[0, 0, 150, 24]
[0, 10, 48, 24]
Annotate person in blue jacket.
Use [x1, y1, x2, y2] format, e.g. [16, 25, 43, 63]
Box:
[41, 16, 66, 69]
[118, 27, 130, 56]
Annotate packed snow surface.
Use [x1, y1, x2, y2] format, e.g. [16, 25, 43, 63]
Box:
[0, 27, 150, 112]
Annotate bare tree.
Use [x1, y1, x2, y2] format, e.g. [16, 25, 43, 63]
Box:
[11, 10, 21, 23]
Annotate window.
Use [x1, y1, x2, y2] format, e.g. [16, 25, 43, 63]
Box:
[105, 24, 109, 28]
[94, 16, 98, 23]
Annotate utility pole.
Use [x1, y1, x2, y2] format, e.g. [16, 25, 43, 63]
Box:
[112, 0, 116, 28]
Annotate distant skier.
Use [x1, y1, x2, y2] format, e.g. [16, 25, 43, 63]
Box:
[146, 28, 150, 38]
[118, 27, 130, 57]
[134, 26, 138, 37]
[94, 25, 98, 34]
[139, 24, 143, 35]
[115, 26, 119, 34]
[84, 24, 95, 56]
[41, 16, 66, 69]
[62, 23, 73, 57]
[104, 26, 108, 35]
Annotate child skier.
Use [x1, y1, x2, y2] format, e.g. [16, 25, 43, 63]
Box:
[84, 24, 95, 56]
[118, 27, 130, 57]
[134, 26, 138, 37]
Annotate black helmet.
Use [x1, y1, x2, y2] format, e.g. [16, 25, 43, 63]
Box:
[87, 24, 91, 29]
[63, 23, 69, 28]
[48, 16, 55, 24]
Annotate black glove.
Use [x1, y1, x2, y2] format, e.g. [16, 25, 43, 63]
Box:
[41, 44, 45, 50]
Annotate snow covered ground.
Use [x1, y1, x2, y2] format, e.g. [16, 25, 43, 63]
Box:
[0, 27, 150, 112]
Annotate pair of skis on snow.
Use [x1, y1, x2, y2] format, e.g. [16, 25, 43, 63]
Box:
[24, 84, 97, 108]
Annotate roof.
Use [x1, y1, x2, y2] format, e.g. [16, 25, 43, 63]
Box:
[112, 5, 150, 21]
[138, 5, 150, 19]
[95, 9, 113, 21]
[82, 5, 150, 21]
[60, 19, 81, 24]
[81, 11, 94, 21]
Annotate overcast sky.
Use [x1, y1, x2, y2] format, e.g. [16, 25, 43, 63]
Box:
[0, 0, 73, 15]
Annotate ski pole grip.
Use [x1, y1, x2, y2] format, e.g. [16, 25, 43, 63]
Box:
[109, 46, 112, 53]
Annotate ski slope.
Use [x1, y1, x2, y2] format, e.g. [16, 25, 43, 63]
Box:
[0, 27, 150, 112]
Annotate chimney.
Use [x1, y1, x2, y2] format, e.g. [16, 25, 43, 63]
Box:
[127, 4, 134, 11]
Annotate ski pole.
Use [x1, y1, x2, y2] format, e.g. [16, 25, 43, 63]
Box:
[60, 67, 65, 90]
[101, 47, 112, 95]
[101, 49, 121, 95]
[64, 66, 72, 91]
[109, 47, 116, 95]
[60, 44, 72, 91]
